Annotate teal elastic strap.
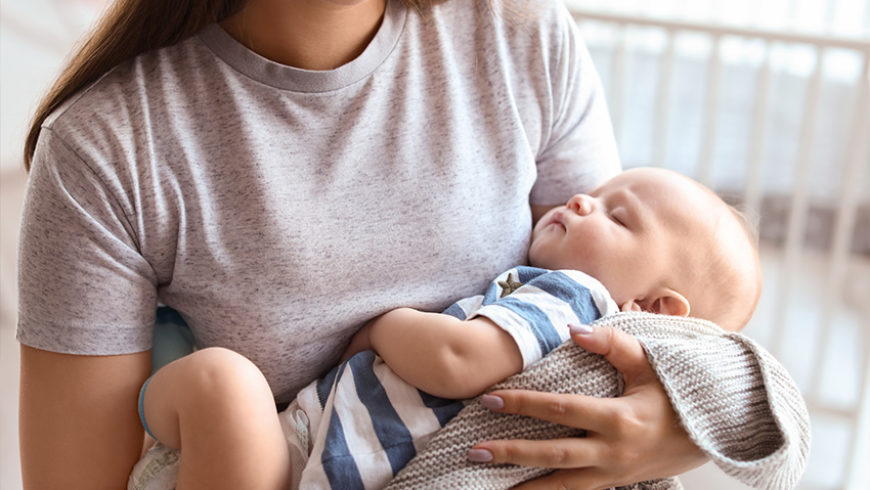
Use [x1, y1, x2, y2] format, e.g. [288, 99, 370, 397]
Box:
[138, 376, 157, 440]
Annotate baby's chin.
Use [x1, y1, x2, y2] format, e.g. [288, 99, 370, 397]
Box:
[526, 250, 543, 269]
[526, 249, 556, 271]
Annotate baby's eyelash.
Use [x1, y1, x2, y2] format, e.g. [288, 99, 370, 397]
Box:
[610, 212, 627, 227]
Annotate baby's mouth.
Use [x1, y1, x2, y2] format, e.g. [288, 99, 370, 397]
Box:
[547, 211, 567, 230]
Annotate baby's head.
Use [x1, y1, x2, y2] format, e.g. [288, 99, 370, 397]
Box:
[529, 167, 761, 331]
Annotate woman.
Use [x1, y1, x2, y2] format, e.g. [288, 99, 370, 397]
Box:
[18, 0, 705, 487]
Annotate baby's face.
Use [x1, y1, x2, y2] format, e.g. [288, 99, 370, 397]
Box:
[528, 168, 709, 308]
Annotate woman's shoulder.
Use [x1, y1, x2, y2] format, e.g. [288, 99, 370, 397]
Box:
[434, 0, 567, 18]
[43, 34, 214, 141]
[431, 0, 572, 31]
[424, 0, 578, 63]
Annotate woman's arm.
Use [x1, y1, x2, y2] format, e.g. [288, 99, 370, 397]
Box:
[470, 326, 706, 488]
[19, 345, 151, 489]
[365, 308, 523, 399]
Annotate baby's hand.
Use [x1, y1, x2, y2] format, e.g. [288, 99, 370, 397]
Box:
[340, 319, 375, 362]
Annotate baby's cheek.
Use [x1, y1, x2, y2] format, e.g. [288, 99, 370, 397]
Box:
[571, 239, 616, 279]
[527, 238, 551, 267]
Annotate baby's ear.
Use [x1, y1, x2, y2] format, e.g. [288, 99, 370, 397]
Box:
[647, 289, 690, 317]
[619, 300, 643, 312]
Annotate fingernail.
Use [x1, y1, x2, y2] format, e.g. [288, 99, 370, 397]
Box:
[467, 448, 493, 463]
[569, 323, 594, 335]
[481, 394, 504, 410]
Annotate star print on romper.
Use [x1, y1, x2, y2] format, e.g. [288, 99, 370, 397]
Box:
[498, 273, 523, 298]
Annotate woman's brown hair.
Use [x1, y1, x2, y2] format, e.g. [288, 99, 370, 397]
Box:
[22, 0, 449, 171]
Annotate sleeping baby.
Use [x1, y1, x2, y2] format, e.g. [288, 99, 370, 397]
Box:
[130, 167, 761, 489]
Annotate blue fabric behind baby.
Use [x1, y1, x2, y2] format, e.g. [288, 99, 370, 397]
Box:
[151, 306, 195, 374]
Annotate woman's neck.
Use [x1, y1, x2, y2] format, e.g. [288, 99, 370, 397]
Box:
[221, 0, 388, 70]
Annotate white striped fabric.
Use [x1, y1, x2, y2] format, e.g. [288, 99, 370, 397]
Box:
[294, 266, 617, 489]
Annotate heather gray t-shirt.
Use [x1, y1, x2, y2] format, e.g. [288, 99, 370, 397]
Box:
[18, 0, 619, 402]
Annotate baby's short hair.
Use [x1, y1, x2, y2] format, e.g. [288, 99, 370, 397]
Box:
[703, 201, 762, 331]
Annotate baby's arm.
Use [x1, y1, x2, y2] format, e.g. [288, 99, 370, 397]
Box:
[364, 308, 524, 399]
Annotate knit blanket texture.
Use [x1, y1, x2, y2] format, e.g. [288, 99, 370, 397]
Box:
[384, 312, 810, 490]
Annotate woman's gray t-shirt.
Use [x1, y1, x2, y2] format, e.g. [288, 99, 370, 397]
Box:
[17, 0, 619, 402]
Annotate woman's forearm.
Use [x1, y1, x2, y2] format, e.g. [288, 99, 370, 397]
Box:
[19, 345, 150, 489]
[368, 308, 522, 399]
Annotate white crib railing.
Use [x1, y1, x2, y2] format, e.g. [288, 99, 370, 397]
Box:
[569, 7, 870, 489]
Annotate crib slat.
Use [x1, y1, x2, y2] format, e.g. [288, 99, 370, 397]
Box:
[651, 30, 676, 167]
[751, 0, 767, 28]
[697, 34, 723, 186]
[846, 339, 870, 487]
[786, 0, 800, 30]
[743, 41, 773, 219]
[810, 402, 867, 419]
[610, 26, 628, 152]
[768, 45, 826, 361]
[569, 8, 870, 487]
[823, 0, 843, 36]
[569, 9, 870, 51]
[810, 52, 869, 396]
[816, 50, 870, 488]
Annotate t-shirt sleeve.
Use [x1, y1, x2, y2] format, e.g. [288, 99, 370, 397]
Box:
[16, 128, 157, 355]
[531, 3, 621, 206]
[471, 269, 616, 368]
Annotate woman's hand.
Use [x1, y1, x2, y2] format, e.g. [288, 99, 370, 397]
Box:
[467, 325, 707, 489]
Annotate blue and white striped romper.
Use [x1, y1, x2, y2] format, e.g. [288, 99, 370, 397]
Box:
[291, 266, 618, 489]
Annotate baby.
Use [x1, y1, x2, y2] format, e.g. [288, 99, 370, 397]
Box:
[130, 167, 761, 490]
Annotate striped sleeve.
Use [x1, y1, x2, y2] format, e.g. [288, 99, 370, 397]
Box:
[472, 268, 618, 367]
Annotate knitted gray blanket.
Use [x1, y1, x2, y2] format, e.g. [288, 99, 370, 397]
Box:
[385, 312, 810, 490]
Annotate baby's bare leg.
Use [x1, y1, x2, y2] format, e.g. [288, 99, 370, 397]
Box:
[141, 347, 291, 490]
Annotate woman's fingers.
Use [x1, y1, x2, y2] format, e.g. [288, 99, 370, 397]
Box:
[481, 390, 618, 433]
[569, 324, 655, 384]
[469, 325, 708, 487]
[469, 437, 606, 469]
[480, 324, 653, 433]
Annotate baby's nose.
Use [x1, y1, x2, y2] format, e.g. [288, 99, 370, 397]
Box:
[567, 194, 594, 216]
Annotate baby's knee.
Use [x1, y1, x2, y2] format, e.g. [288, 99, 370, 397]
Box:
[178, 347, 270, 403]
